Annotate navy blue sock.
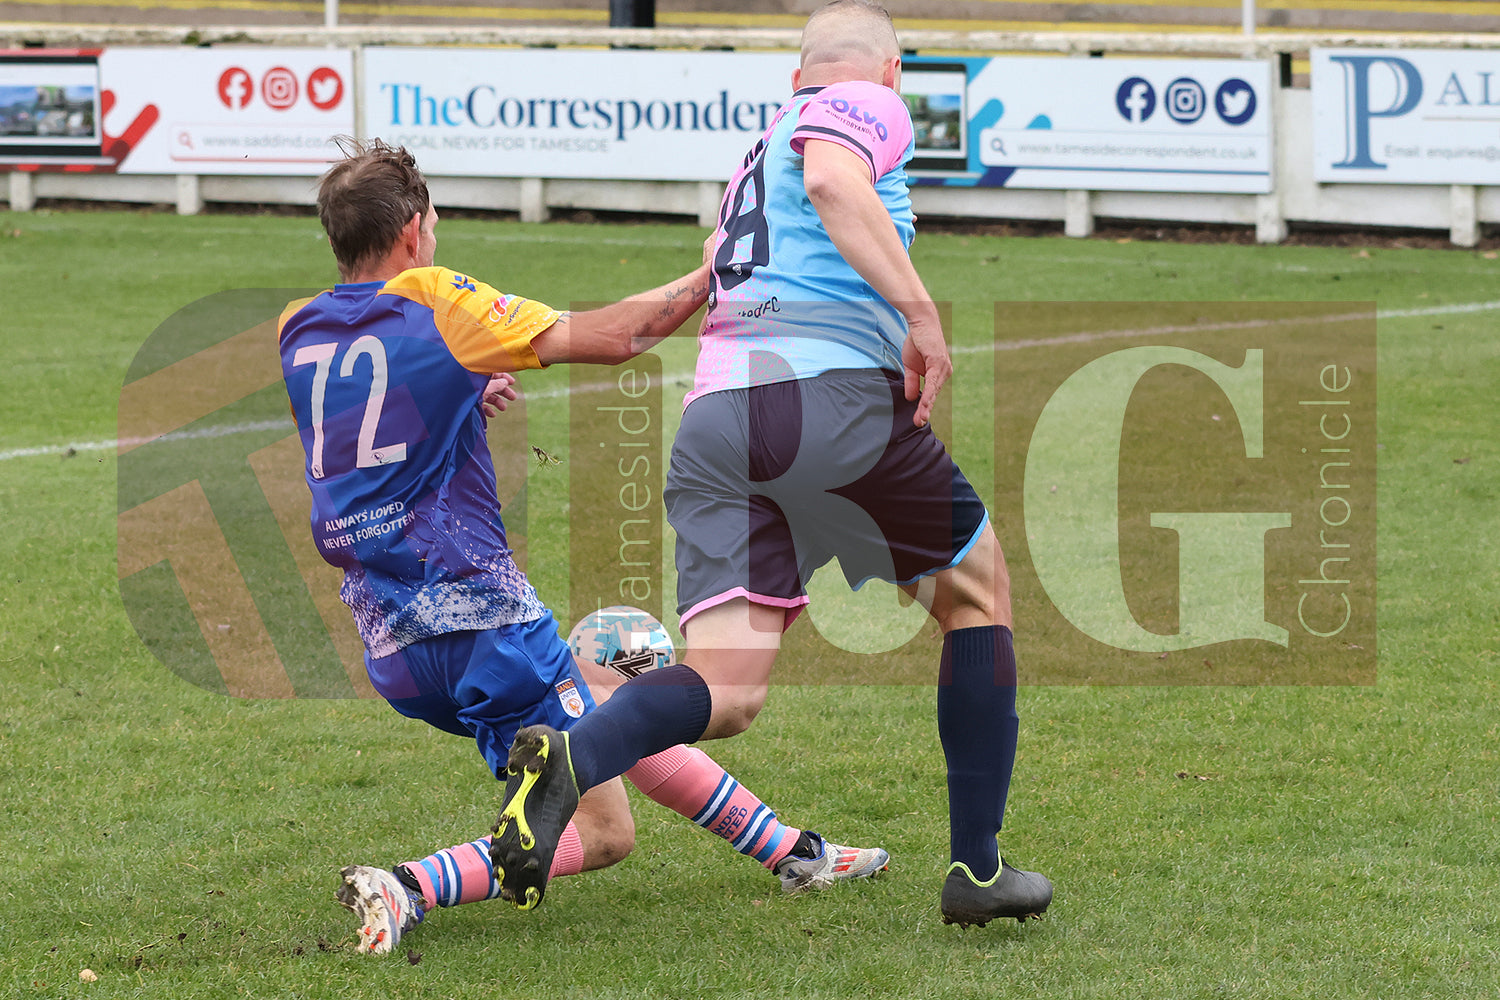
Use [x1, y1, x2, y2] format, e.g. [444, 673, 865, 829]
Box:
[566, 663, 712, 793]
[937, 625, 1019, 883]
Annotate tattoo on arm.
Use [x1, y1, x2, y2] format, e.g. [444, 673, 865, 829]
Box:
[654, 278, 708, 321]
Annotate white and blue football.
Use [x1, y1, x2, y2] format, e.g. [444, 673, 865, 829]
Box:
[568, 605, 675, 679]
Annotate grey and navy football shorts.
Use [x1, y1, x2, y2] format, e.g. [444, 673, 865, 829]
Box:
[665, 368, 989, 628]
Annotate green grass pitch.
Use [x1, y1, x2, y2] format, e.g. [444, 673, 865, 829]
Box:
[1, 208, 1497, 999]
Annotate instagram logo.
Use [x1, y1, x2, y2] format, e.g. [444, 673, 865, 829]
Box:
[261, 67, 300, 111]
[1164, 77, 1205, 124]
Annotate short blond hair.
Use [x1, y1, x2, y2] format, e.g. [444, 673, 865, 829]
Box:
[800, 0, 900, 73]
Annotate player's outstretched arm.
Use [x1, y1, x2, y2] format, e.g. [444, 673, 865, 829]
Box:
[802, 138, 951, 427]
[532, 263, 711, 366]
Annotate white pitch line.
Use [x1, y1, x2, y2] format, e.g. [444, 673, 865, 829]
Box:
[0, 381, 617, 463]
[966, 307, 1381, 355]
[0, 419, 292, 462]
[954, 298, 1500, 354]
[1375, 299, 1500, 318]
[6, 298, 1498, 464]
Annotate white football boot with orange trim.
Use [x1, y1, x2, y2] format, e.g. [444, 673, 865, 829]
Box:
[336, 865, 426, 955]
[773, 831, 890, 893]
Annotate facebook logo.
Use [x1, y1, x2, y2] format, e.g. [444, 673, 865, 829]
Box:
[1116, 77, 1156, 123]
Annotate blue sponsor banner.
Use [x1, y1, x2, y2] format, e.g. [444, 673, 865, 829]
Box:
[903, 55, 1273, 194]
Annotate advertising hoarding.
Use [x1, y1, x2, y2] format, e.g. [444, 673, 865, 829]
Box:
[3, 46, 1280, 196]
[906, 55, 1273, 194]
[1313, 47, 1500, 184]
[0, 51, 104, 163]
[361, 47, 800, 181]
[102, 47, 354, 175]
[359, 49, 1273, 193]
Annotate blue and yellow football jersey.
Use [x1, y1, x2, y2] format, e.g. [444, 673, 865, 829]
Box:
[278, 266, 558, 657]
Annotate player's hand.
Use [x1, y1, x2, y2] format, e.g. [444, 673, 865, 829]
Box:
[901, 314, 951, 428]
[482, 372, 519, 418]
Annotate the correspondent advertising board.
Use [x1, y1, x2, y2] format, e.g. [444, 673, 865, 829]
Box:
[101, 48, 354, 175]
[360, 47, 800, 180]
[359, 49, 1272, 190]
[904, 55, 1273, 193]
[1312, 47, 1500, 184]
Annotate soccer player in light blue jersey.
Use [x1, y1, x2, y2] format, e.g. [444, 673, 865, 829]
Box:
[490, 0, 1052, 929]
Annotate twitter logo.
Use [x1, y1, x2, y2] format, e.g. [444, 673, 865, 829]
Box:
[307, 67, 345, 111]
[1215, 79, 1256, 125]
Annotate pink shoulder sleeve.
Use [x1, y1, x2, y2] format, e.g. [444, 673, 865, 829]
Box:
[790, 81, 913, 182]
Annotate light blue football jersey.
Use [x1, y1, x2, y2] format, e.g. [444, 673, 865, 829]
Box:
[689, 80, 918, 407]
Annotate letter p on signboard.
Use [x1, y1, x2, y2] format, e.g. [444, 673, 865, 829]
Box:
[1329, 54, 1424, 170]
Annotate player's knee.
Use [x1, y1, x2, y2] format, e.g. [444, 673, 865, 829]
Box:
[937, 588, 999, 631]
[715, 703, 761, 738]
[936, 530, 1012, 631]
[596, 821, 635, 868]
[576, 781, 637, 869]
[704, 686, 767, 738]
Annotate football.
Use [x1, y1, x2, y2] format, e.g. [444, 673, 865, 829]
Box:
[567, 605, 675, 679]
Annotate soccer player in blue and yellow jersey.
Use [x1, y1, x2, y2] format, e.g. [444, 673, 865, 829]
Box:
[488, 0, 1052, 929]
[279, 139, 888, 954]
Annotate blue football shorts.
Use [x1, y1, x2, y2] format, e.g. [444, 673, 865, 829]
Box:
[363, 611, 595, 779]
[665, 368, 989, 628]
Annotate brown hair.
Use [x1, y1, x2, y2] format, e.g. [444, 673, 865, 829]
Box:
[316, 137, 430, 278]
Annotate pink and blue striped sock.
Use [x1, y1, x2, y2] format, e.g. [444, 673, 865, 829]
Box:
[627, 745, 801, 869]
[398, 823, 585, 909]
